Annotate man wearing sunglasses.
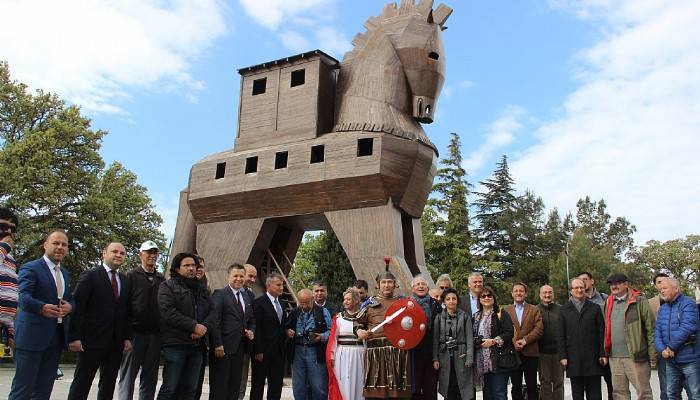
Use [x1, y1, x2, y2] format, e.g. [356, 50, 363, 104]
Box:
[0, 208, 18, 354]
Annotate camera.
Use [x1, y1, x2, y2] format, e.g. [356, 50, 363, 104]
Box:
[474, 335, 484, 347]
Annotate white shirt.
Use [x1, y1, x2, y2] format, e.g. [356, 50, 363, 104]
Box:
[229, 286, 246, 312]
[43, 255, 65, 298]
[267, 292, 283, 321]
[103, 263, 121, 295]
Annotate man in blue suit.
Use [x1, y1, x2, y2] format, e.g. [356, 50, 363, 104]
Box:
[8, 229, 74, 400]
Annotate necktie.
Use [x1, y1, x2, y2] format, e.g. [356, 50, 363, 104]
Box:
[55, 265, 64, 323]
[274, 298, 283, 322]
[236, 291, 244, 315]
[111, 270, 119, 299]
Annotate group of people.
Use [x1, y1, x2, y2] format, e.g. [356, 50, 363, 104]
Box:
[1, 205, 700, 400]
[425, 271, 699, 400]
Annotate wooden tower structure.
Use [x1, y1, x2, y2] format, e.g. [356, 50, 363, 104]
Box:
[171, 0, 453, 300]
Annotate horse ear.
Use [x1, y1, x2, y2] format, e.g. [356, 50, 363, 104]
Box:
[417, 0, 435, 15]
[432, 3, 453, 28]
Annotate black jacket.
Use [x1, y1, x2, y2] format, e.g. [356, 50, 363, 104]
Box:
[557, 299, 605, 377]
[252, 294, 288, 357]
[538, 303, 561, 354]
[126, 267, 165, 333]
[69, 266, 132, 350]
[474, 310, 515, 373]
[158, 276, 217, 347]
[209, 286, 255, 355]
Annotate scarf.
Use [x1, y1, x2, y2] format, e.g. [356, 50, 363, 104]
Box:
[413, 294, 433, 321]
[475, 310, 495, 388]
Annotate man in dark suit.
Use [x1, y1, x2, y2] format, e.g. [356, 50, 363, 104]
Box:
[209, 263, 255, 400]
[8, 229, 73, 400]
[67, 242, 133, 400]
[459, 272, 483, 316]
[250, 273, 288, 400]
[239, 263, 258, 399]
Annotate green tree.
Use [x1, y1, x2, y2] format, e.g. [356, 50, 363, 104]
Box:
[0, 62, 165, 281]
[474, 155, 517, 279]
[288, 233, 321, 293]
[629, 235, 700, 295]
[422, 133, 473, 283]
[292, 231, 356, 304]
[574, 196, 636, 257]
[548, 229, 625, 303]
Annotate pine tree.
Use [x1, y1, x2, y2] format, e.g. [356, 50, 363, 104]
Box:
[474, 155, 517, 278]
[312, 231, 356, 303]
[421, 133, 473, 286]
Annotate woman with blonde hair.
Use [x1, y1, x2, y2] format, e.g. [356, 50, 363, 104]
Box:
[327, 287, 364, 400]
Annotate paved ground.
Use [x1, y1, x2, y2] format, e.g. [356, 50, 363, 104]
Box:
[0, 363, 672, 399]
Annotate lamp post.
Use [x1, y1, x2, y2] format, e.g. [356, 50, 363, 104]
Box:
[565, 241, 570, 287]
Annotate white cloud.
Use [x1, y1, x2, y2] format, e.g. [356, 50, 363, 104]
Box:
[238, 0, 332, 30]
[0, 0, 227, 114]
[279, 31, 311, 53]
[512, 0, 700, 244]
[315, 27, 352, 57]
[459, 80, 474, 89]
[463, 106, 526, 173]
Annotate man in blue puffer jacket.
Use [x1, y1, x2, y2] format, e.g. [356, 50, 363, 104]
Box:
[654, 277, 700, 400]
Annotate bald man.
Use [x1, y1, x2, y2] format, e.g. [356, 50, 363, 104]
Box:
[538, 285, 564, 400]
[286, 289, 332, 400]
[68, 242, 132, 400]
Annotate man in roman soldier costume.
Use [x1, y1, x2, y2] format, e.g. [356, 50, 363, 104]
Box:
[355, 270, 411, 398]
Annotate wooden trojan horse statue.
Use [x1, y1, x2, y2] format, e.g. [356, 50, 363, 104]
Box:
[171, 0, 453, 297]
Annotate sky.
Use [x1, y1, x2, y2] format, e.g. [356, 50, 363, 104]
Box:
[1, 0, 698, 246]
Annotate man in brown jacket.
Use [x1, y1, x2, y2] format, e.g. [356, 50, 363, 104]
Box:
[504, 282, 544, 400]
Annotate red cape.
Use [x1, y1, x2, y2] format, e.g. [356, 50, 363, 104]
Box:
[326, 314, 343, 400]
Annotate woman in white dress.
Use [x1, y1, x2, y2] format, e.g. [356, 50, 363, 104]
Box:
[326, 288, 365, 400]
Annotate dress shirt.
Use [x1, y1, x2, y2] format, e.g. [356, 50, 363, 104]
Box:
[515, 302, 526, 325]
[470, 293, 478, 316]
[43, 255, 65, 297]
[103, 263, 121, 295]
[229, 286, 246, 312]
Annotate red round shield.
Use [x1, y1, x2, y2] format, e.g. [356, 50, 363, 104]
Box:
[382, 297, 428, 350]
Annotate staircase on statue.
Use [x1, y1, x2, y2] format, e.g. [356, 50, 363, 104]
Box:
[260, 249, 298, 310]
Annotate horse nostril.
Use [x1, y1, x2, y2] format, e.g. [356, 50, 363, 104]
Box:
[428, 52, 439, 60]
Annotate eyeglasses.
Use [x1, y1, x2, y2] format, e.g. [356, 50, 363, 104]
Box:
[0, 222, 17, 233]
[480, 294, 493, 299]
[439, 286, 449, 290]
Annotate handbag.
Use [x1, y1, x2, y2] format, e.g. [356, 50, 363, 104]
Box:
[496, 311, 520, 370]
[496, 343, 520, 370]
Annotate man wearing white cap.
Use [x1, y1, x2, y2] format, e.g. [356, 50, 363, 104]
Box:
[117, 241, 164, 400]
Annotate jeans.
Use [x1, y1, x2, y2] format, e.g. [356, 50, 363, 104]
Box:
[156, 345, 203, 400]
[292, 346, 325, 400]
[482, 371, 508, 400]
[664, 359, 700, 400]
[659, 358, 691, 400]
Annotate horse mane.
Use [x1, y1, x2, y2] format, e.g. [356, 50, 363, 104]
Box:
[334, 0, 451, 154]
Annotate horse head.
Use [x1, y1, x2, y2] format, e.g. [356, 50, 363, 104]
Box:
[334, 0, 452, 151]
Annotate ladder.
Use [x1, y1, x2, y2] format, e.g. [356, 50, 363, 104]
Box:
[260, 248, 298, 310]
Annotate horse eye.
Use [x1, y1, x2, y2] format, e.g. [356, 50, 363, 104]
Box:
[428, 52, 439, 60]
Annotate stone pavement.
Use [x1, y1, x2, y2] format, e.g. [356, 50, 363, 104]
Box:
[0, 363, 672, 399]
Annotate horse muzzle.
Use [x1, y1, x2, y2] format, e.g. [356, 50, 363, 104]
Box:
[412, 95, 435, 124]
